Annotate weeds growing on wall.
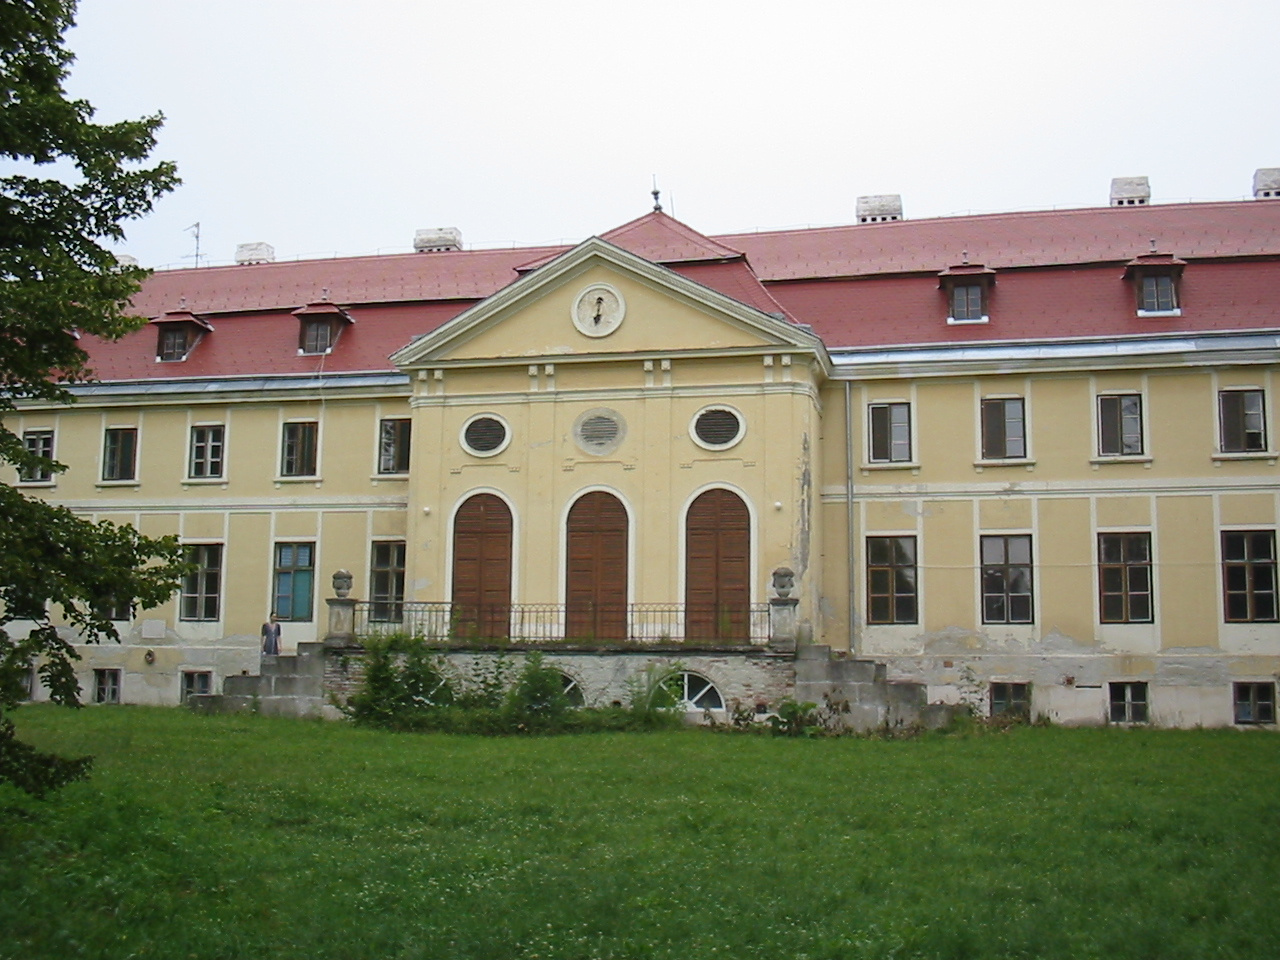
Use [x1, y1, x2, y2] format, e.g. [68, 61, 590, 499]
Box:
[345, 637, 682, 734]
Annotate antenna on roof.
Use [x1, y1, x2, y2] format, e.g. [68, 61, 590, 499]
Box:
[651, 175, 662, 213]
[184, 222, 202, 268]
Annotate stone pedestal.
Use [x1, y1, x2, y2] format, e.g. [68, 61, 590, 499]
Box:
[768, 596, 799, 652]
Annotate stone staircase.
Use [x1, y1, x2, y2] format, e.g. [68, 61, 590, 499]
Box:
[793, 644, 958, 730]
[188, 642, 336, 719]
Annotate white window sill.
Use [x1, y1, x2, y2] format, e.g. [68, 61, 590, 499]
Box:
[946, 315, 989, 325]
[1212, 451, 1277, 464]
[973, 459, 1036, 471]
[15, 480, 56, 488]
[861, 461, 920, 472]
[370, 473, 410, 481]
[1136, 309, 1182, 318]
[183, 477, 228, 485]
[275, 475, 322, 483]
[1090, 455, 1153, 465]
[96, 480, 140, 488]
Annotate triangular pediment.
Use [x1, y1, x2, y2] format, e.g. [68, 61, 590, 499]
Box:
[391, 236, 828, 369]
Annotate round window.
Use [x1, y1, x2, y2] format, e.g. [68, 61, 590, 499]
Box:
[461, 415, 510, 457]
[573, 408, 625, 455]
[659, 671, 724, 711]
[691, 406, 744, 450]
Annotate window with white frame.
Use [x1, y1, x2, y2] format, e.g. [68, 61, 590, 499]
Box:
[369, 541, 406, 623]
[866, 536, 917, 624]
[281, 421, 318, 476]
[980, 398, 1026, 460]
[1218, 390, 1267, 453]
[1234, 682, 1276, 725]
[19, 429, 54, 482]
[188, 424, 225, 479]
[102, 427, 138, 481]
[1097, 395, 1144, 457]
[981, 534, 1034, 624]
[181, 544, 222, 621]
[378, 418, 411, 474]
[1222, 531, 1277, 622]
[1098, 533, 1153, 623]
[868, 403, 912, 463]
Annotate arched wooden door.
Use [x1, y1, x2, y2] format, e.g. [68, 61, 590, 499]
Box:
[565, 492, 628, 641]
[685, 489, 751, 642]
[451, 493, 512, 640]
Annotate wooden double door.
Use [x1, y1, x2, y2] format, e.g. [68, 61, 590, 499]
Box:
[452, 488, 750, 643]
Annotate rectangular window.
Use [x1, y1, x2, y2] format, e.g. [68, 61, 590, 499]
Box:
[1098, 533, 1153, 623]
[1097, 395, 1144, 456]
[868, 403, 912, 463]
[981, 534, 1033, 623]
[1109, 681, 1149, 723]
[1234, 682, 1276, 725]
[980, 398, 1026, 460]
[188, 425, 225, 479]
[93, 668, 121, 704]
[273, 543, 315, 621]
[301, 319, 333, 355]
[102, 427, 138, 481]
[378, 418, 412, 474]
[19, 665, 34, 700]
[281, 421, 318, 476]
[1140, 274, 1177, 312]
[1222, 531, 1278, 622]
[181, 544, 222, 621]
[19, 429, 54, 482]
[1219, 390, 1267, 453]
[990, 682, 1030, 718]
[158, 326, 190, 361]
[96, 596, 131, 622]
[181, 671, 212, 703]
[866, 536, 917, 624]
[370, 541, 407, 622]
[950, 284, 984, 321]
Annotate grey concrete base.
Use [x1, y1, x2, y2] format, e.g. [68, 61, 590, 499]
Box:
[189, 642, 332, 719]
[794, 644, 963, 731]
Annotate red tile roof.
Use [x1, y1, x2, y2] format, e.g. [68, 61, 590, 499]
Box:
[90, 199, 1280, 381]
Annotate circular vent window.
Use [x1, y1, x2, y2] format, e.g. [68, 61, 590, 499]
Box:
[691, 406, 744, 450]
[574, 409, 625, 455]
[461, 415, 510, 457]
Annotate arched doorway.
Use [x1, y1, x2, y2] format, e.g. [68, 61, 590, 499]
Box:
[565, 491, 628, 641]
[685, 488, 751, 642]
[451, 493, 512, 640]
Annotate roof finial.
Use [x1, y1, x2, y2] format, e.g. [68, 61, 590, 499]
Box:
[321, 287, 330, 301]
[961, 249, 969, 265]
[651, 175, 662, 213]
[1149, 238, 1158, 254]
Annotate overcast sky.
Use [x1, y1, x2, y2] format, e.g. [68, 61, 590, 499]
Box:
[64, 0, 1280, 270]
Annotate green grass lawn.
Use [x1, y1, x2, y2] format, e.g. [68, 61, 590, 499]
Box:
[3, 706, 1279, 960]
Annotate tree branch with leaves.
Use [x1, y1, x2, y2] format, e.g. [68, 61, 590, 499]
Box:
[1, 0, 183, 797]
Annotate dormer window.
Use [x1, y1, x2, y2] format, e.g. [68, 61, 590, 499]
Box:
[1125, 253, 1185, 318]
[292, 301, 354, 355]
[151, 310, 212, 362]
[939, 263, 995, 325]
[302, 318, 333, 354]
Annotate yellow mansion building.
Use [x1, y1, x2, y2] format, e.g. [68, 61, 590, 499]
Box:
[9, 173, 1280, 727]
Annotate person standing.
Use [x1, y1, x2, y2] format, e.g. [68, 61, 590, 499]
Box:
[261, 613, 281, 657]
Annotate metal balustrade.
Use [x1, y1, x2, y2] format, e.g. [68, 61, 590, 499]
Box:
[354, 601, 770, 646]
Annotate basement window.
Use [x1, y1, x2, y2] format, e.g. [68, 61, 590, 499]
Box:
[1108, 681, 1148, 723]
[94, 668, 121, 704]
[1234, 682, 1276, 725]
[181, 671, 212, 703]
[990, 682, 1030, 718]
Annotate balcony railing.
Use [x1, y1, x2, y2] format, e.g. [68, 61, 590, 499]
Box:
[354, 601, 771, 647]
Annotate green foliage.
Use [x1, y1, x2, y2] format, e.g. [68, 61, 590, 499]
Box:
[345, 642, 681, 735]
[768, 698, 820, 737]
[6, 708, 1280, 959]
[0, 1, 180, 796]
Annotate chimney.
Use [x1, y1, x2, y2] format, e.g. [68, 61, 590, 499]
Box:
[414, 227, 463, 253]
[235, 242, 275, 265]
[1253, 168, 1280, 200]
[856, 195, 903, 224]
[1110, 177, 1150, 207]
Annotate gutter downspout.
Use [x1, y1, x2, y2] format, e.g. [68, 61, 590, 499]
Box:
[844, 381, 857, 655]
